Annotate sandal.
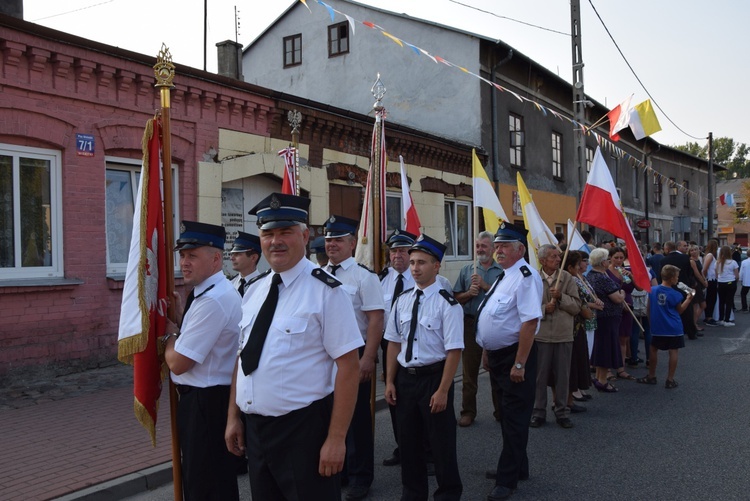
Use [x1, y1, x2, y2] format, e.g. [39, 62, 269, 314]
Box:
[665, 379, 679, 389]
[617, 371, 636, 381]
[593, 380, 618, 393]
[606, 372, 617, 381]
[636, 376, 657, 385]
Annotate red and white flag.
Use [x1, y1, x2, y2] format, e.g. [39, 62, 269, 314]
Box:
[399, 155, 421, 235]
[576, 147, 651, 292]
[606, 95, 633, 142]
[278, 147, 297, 195]
[118, 118, 168, 445]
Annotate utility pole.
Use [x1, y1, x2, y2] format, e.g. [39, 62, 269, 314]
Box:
[570, 0, 587, 206]
[707, 132, 714, 239]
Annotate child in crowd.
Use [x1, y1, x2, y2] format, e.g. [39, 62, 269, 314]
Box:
[637, 265, 694, 389]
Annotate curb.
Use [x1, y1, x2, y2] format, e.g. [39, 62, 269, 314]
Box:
[53, 463, 173, 501]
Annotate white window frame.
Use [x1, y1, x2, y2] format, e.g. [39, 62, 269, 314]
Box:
[385, 191, 403, 235]
[0, 144, 63, 279]
[551, 132, 563, 178]
[444, 199, 472, 260]
[105, 157, 180, 275]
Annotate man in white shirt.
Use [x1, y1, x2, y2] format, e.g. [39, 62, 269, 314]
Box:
[164, 220, 242, 500]
[476, 222, 543, 501]
[225, 193, 362, 500]
[384, 234, 464, 500]
[324, 214, 385, 501]
[229, 231, 261, 297]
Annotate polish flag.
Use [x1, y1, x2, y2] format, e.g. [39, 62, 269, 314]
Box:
[278, 147, 297, 195]
[606, 95, 633, 142]
[576, 147, 651, 291]
[399, 155, 421, 235]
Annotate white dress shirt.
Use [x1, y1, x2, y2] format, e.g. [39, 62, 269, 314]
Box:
[326, 257, 385, 340]
[236, 258, 363, 417]
[384, 280, 464, 367]
[172, 271, 242, 387]
[476, 258, 543, 351]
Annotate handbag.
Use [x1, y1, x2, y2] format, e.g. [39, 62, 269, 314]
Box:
[580, 304, 595, 320]
[631, 289, 648, 316]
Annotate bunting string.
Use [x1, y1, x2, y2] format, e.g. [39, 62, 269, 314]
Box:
[302, 0, 704, 205]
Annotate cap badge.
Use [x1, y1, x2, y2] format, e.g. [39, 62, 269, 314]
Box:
[270, 195, 280, 210]
[180, 223, 186, 233]
[328, 215, 336, 223]
[500, 222, 506, 229]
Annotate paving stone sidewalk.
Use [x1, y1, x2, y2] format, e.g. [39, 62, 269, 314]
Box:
[0, 363, 172, 501]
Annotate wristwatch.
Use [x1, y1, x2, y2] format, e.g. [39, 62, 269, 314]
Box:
[514, 362, 524, 370]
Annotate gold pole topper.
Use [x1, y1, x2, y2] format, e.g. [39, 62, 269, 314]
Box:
[154, 43, 175, 89]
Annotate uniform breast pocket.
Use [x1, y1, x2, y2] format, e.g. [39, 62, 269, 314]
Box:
[398, 318, 412, 340]
[238, 314, 257, 349]
[270, 316, 309, 352]
[493, 294, 514, 316]
[341, 284, 358, 297]
[419, 316, 441, 332]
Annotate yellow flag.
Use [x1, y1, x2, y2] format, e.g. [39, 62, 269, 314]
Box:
[472, 149, 507, 233]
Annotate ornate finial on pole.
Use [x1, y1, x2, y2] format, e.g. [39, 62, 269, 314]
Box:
[288, 109, 302, 136]
[154, 43, 175, 89]
[371, 73, 386, 112]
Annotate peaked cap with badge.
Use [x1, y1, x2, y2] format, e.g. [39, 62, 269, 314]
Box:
[174, 220, 226, 250]
[493, 221, 528, 244]
[386, 229, 418, 248]
[324, 215, 359, 238]
[230, 231, 261, 254]
[409, 233, 447, 262]
[249, 192, 310, 230]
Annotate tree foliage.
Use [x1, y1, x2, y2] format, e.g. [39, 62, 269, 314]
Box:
[673, 137, 750, 179]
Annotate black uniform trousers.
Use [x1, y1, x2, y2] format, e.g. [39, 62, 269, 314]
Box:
[487, 342, 538, 490]
[343, 365, 374, 488]
[244, 393, 339, 501]
[176, 385, 239, 501]
[396, 363, 462, 501]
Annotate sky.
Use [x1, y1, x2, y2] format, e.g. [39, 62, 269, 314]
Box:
[22, 0, 750, 150]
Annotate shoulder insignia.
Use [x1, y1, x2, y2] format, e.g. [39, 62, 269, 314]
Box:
[439, 289, 459, 305]
[520, 265, 532, 278]
[312, 267, 342, 288]
[246, 269, 271, 287]
[358, 263, 376, 274]
[378, 267, 389, 281]
[395, 287, 414, 303]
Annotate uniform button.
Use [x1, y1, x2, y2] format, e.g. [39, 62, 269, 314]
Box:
[247, 401, 252, 405]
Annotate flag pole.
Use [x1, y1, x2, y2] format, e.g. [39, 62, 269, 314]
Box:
[288, 110, 303, 196]
[370, 75, 386, 435]
[154, 44, 182, 501]
[554, 220, 576, 292]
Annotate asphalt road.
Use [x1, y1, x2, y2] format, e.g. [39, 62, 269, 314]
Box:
[124, 318, 750, 500]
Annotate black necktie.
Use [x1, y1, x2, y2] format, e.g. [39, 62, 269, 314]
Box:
[475, 271, 505, 320]
[238, 277, 246, 297]
[183, 289, 195, 318]
[240, 273, 282, 375]
[393, 273, 404, 299]
[405, 289, 423, 363]
[330, 264, 341, 276]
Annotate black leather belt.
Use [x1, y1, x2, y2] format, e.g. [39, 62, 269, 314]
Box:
[402, 361, 445, 376]
[175, 384, 196, 396]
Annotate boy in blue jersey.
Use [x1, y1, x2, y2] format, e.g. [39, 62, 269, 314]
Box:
[638, 264, 694, 389]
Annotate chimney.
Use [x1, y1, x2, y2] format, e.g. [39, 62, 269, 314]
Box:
[0, 0, 23, 18]
[216, 40, 243, 81]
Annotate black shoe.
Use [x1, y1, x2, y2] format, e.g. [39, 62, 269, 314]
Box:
[346, 485, 369, 501]
[486, 470, 527, 481]
[382, 453, 400, 466]
[487, 485, 514, 500]
[569, 403, 587, 414]
[556, 417, 574, 428]
[529, 416, 545, 428]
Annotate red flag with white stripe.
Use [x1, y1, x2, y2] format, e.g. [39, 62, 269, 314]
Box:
[576, 147, 651, 292]
[399, 155, 421, 235]
[117, 118, 168, 445]
[278, 147, 297, 195]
